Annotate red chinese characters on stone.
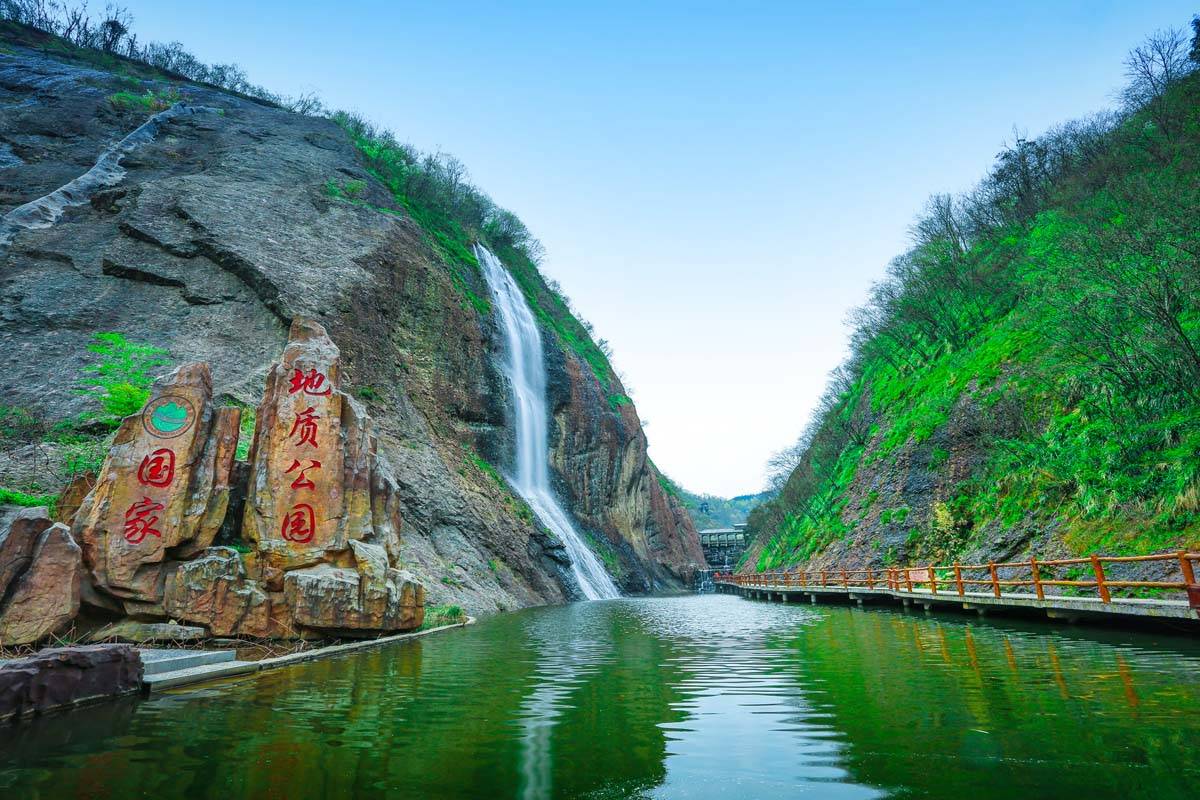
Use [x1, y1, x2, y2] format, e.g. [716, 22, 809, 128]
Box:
[289, 407, 321, 448]
[136, 447, 176, 488]
[124, 497, 165, 544]
[281, 503, 316, 543]
[285, 459, 322, 490]
[289, 368, 332, 397]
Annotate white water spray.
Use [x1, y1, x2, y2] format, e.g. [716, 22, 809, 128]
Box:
[476, 244, 620, 600]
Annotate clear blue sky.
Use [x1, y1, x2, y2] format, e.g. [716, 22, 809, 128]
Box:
[123, 0, 1196, 496]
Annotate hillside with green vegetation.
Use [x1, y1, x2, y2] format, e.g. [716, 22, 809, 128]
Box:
[679, 488, 771, 530]
[747, 21, 1200, 574]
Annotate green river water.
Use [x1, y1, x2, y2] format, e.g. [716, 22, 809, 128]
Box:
[1, 595, 1199, 799]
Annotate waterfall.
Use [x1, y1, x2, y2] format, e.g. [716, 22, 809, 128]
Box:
[476, 244, 620, 600]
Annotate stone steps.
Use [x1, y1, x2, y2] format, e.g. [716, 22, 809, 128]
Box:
[139, 648, 236, 676]
[141, 659, 258, 691]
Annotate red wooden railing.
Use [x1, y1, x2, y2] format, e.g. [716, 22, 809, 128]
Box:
[712, 550, 1200, 608]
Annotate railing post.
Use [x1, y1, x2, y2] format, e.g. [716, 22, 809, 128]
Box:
[1180, 551, 1200, 609]
[1091, 555, 1111, 603]
[904, 568, 913, 593]
[989, 561, 1000, 598]
[842, 568, 849, 589]
[1030, 556, 1044, 601]
[866, 568, 874, 589]
[821, 569, 827, 587]
[953, 564, 964, 596]
[928, 566, 938, 595]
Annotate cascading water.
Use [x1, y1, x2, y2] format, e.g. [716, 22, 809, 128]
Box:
[476, 244, 620, 600]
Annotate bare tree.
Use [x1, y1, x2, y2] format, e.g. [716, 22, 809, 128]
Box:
[1122, 27, 1194, 137]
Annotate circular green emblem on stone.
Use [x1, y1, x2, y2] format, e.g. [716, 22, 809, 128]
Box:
[142, 395, 195, 439]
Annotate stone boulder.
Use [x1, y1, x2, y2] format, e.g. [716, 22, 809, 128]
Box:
[283, 558, 425, 634]
[162, 547, 294, 638]
[72, 363, 241, 604]
[0, 505, 48, 591]
[242, 319, 403, 579]
[0, 644, 142, 723]
[54, 471, 96, 527]
[0, 507, 83, 646]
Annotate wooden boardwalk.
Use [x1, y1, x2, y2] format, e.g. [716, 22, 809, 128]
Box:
[715, 551, 1200, 626]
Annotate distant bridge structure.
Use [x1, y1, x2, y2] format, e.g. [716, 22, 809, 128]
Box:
[699, 524, 750, 571]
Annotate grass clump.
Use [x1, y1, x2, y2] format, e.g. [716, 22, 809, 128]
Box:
[108, 87, 180, 113]
[0, 487, 58, 512]
[420, 605, 468, 630]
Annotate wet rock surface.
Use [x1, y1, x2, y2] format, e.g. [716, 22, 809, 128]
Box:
[0, 643, 142, 722]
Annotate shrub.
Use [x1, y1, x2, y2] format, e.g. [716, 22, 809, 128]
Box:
[77, 332, 170, 427]
[108, 87, 179, 113]
[0, 487, 58, 513]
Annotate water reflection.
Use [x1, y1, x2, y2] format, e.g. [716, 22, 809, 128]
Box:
[1, 596, 1199, 799]
[517, 603, 618, 799]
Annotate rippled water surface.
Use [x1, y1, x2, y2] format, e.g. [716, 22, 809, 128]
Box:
[3, 596, 1200, 798]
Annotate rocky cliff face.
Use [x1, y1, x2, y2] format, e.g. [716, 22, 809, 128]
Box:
[0, 33, 701, 619]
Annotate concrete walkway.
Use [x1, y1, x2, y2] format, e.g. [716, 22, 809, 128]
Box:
[136, 618, 474, 693]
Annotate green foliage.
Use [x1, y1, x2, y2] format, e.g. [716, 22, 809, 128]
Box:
[324, 178, 367, 199]
[582, 529, 624, 581]
[751, 53, 1200, 571]
[461, 444, 505, 489]
[332, 112, 494, 316]
[0, 405, 43, 442]
[59, 437, 109, 481]
[108, 87, 179, 113]
[458, 444, 535, 524]
[607, 393, 632, 411]
[77, 332, 170, 428]
[420, 605, 468, 630]
[355, 385, 380, 402]
[236, 406, 255, 462]
[494, 240, 618, 389]
[651, 460, 682, 499]
[0, 487, 58, 512]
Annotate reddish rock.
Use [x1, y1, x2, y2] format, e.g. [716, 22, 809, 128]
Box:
[54, 471, 96, 527]
[0, 523, 82, 646]
[283, 541, 425, 633]
[162, 547, 294, 638]
[72, 363, 241, 603]
[242, 319, 404, 575]
[0, 644, 142, 723]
